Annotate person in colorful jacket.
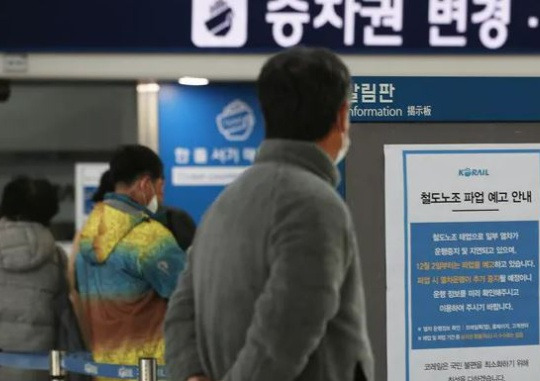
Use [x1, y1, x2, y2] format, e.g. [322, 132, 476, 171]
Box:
[73, 145, 186, 379]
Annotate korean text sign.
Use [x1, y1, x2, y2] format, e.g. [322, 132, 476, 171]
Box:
[386, 145, 540, 381]
[2, 0, 539, 53]
[159, 82, 346, 223]
[349, 77, 540, 122]
[159, 84, 265, 223]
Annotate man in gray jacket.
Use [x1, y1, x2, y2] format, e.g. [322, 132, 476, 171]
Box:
[165, 47, 374, 381]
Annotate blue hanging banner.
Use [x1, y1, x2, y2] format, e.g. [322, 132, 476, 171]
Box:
[2, 1, 540, 53]
[350, 77, 540, 122]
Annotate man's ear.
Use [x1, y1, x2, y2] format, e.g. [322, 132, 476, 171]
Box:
[336, 101, 349, 133]
[135, 175, 149, 191]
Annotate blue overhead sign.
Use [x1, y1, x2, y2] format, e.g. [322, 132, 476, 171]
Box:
[2, 0, 540, 53]
[350, 77, 540, 122]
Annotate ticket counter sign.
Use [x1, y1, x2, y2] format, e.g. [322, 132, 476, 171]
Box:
[4, 0, 540, 53]
[385, 144, 540, 381]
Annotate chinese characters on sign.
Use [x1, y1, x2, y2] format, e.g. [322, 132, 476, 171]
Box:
[349, 80, 436, 120]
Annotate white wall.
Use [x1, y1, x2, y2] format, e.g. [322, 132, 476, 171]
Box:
[2, 53, 540, 80]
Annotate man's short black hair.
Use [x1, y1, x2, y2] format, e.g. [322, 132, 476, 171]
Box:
[0, 176, 59, 226]
[257, 47, 351, 141]
[110, 145, 164, 186]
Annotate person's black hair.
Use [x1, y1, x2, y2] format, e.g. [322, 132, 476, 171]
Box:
[109, 145, 164, 187]
[0, 176, 59, 226]
[257, 46, 351, 142]
[92, 170, 114, 203]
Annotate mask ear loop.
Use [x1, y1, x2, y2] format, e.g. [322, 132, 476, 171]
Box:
[141, 179, 152, 206]
[149, 182, 157, 199]
[128, 179, 148, 206]
[143, 178, 159, 208]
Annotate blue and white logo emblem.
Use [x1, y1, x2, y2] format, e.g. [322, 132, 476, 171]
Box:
[192, 0, 248, 47]
[205, 0, 234, 37]
[118, 366, 135, 379]
[84, 363, 98, 375]
[216, 100, 255, 141]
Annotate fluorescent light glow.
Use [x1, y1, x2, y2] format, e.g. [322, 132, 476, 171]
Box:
[178, 77, 209, 86]
[137, 83, 160, 93]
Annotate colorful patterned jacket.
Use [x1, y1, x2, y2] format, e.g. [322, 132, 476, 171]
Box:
[75, 194, 186, 377]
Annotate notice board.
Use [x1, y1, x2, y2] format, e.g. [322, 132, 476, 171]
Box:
[346, 75, 540, 381]
[347, 124, 540, 381]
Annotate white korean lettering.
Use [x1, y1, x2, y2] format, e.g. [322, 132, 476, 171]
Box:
[175, 148, 190, 165]
[429, 0, 468, 47]
[344, 0, 362, 45]
[350, 83, 361, 104]
[267, 0, 310, 47]
[314, 0, 344, 29]
[242, 148, 258, 163]
[378, 83, 395, 103]
[361, 0, 404, 46]
[193, 147, 208, 164]
[344, 0, 403, 46]
[361, 83, 377, 103]
[472, 0, 511, 49]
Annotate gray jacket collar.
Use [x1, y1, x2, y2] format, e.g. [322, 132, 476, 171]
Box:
[0, 218, 57, 272]
[255, 139, 340, 188]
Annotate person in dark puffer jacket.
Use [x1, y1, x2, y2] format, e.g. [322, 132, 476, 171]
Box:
[0, 177, 64, 381]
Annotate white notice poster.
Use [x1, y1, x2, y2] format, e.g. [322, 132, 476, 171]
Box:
[386, 145, 540, 381]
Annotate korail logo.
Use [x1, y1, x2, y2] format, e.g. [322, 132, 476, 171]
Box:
[84, 363, 98, 375]
[217, 100, 255, 142]
[157, 260, 170, 276]
[192, 0, 248, 47]
[118, 366, 135, 378]
[459, 168, 490, 177]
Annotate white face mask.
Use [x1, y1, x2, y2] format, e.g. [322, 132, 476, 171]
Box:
[138, 182, 159, 214]
[335, 133, 351, 165]
[147, 194, 159, 214]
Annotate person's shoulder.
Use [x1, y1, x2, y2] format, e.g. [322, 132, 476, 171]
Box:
[283, 165, 344, 204]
